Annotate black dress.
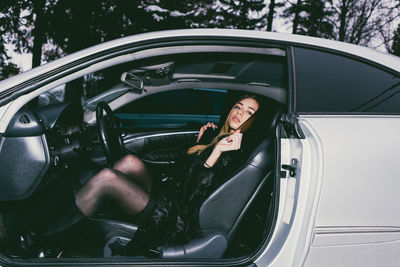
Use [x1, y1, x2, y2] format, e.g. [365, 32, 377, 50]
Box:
[126, 128, 259, 254]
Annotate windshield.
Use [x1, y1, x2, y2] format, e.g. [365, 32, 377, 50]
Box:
[82, 83, 131, 111]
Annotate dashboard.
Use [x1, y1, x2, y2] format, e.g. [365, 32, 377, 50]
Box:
[0, 102, 85, 201]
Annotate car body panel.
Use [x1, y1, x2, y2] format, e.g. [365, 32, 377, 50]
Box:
[256, 114, 400, 266]
[304, 240, 400, 267]
[304, 115, 400, 228]
[299, 115, 400, 266]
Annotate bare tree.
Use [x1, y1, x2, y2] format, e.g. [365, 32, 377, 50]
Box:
[330, 0, 399, 47]
[267, 0, 276, 31]
[31, 0, 47, 68]
[282, 0, 333, 37]
[291, 0, 302, 34]
[376, 1, 400, 51]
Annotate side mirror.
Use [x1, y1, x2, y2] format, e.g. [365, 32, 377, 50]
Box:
[121, 72, 144, 93]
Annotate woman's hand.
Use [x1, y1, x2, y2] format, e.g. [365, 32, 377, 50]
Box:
[215, 130, 243, 153]
[197, 122, 218, 142]
[204, 130, 242, 168]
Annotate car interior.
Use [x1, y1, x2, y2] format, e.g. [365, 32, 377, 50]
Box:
[0, 48, 287, 261]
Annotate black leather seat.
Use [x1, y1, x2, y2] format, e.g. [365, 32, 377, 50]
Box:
[97, 97, 282, 258]
[98, 135, 276, 258]
[158, 136, 276, 258]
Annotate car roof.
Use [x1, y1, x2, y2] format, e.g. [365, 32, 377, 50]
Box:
[1, 28, 399, 94]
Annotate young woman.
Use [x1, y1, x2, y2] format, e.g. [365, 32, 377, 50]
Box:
[42, 95, 263, 255]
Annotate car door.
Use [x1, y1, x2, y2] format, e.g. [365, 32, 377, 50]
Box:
[292, 47, 400, 266]
[256, 45, 400, 267]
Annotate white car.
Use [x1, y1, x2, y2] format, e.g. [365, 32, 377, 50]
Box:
[0, 29, 399, 266]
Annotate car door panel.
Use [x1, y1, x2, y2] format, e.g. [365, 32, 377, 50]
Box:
[300, 115, 400, 266]
[123, 130, 198, 164]
[305, 116, 400, 228]
[116, 114, 213, 131]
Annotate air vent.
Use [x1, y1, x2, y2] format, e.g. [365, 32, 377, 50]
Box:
[19, 114, 31, 124]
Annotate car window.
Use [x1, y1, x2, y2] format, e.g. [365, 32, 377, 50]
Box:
[115, 88, 227, 130]
[293, 47, 400, 113]
[36, 84, 66, 106]
[116, 88, 226, 115]
[36, 68, 126, 108]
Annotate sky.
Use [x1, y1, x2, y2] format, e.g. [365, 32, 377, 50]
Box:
[6, 44, 33, 71]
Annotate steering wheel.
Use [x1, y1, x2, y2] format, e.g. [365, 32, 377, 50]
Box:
[96, 102, 124, 165]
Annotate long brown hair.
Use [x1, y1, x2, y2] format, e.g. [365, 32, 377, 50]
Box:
[187, 95, 259, 155]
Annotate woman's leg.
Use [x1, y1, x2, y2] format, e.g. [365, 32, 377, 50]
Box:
[75, 168, 149, 217]
[113, 154, 153, 193]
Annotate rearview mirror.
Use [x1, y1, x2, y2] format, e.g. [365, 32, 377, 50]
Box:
[121, 72, 144, 92]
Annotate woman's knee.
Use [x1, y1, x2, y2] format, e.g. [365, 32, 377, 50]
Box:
[117, 154, 145, 172]
[75, 168, 119, 214]
[113, 154, 152, 192]
[92, 168, 119, 186]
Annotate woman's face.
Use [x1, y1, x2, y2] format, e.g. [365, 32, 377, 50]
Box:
[227, 97, 259, 131]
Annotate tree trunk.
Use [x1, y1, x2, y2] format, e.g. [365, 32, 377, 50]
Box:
[338, 0, 348, 41]
[391, 24, 400, 56]
[267, 0, 276, 31]
[64, 0, 92, 103]
[67, 0, 92, 54]
[292, 0, 302, 34]
[31, 0, 46, 68]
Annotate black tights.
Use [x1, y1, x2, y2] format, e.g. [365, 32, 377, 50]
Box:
[75, 155, 152, 218]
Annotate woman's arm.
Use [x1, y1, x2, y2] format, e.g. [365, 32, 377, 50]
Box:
[203, 148, 221, 168]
